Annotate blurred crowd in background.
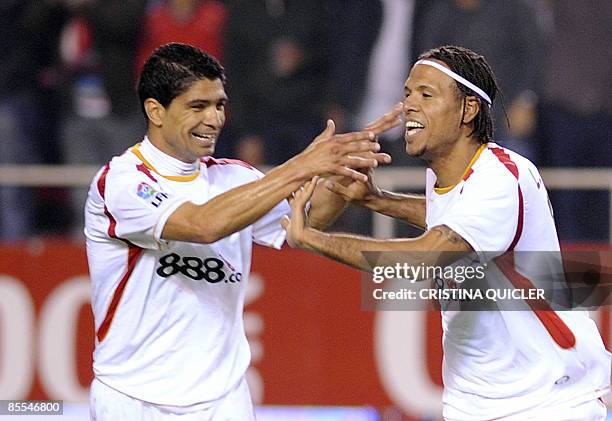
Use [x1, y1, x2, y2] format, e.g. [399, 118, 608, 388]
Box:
[1, 0, 611, 242]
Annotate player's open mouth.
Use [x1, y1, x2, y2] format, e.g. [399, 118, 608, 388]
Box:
[191, 132, 216, 146]
[405, 120, 425, 137]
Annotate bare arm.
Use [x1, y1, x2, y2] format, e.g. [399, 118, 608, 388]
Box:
[162, 121, 384, 243]
[297, 225, 470, 271]
[359, 189, 426, 230]
[307, 177, 348, 230]
[326, 174, 427, 230]
[282, 180, 471, 271]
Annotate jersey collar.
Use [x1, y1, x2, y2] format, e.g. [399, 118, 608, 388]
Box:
[130, 138, 200, 182]
[434, 143, 486, 194]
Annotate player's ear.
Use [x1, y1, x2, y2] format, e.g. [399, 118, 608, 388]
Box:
[144, 98, 165, 127]
[462, 96, 480, 125]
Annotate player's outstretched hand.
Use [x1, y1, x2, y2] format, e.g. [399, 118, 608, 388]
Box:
[333, 102, 403, 169]
[293, 120, 389, 182]
[324, 168, 380, 204]
[281, 177, 318, 249]
[364, 102, 404, 137]
[319, 103, 402, 202]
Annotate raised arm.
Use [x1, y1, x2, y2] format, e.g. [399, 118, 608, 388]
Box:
[282, 179, 471, 271]
[162, 121, 385, 243]
[311, 102, 426, 230]
[307, 103, 404, 230]
[325, 173, 427, 230]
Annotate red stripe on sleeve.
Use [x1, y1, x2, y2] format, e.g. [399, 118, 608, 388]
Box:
[490, 147, 519, 179]
[462, 168, 474, 181]
[136, 163, 158, 182]
[489, 146, 523, 250]
[507, 186, 524, 252]
[96, 245, 143, 342]
[203, 157, 255, 170]
[97, 164, 119, 239]
[96, 164, 110, 197]
[97, 162, 137, 244]
[103, 208, 117, 238]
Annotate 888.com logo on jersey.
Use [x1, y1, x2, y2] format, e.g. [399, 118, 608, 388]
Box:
[156, 253, 242, 284]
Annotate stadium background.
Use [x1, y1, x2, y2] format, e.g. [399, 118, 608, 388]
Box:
[1, 1, 610, 420]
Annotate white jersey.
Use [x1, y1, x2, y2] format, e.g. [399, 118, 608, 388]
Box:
[425, 143, 610, 420]
[84, 138, 289, 406]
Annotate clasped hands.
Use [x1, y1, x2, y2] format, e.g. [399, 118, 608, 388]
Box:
[282, 103, 403, 247]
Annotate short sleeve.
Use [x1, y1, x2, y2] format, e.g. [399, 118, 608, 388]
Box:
[252, 199, 291, 249]
[238, 167, 290, 249]
[437, 171, 520, 257]
[98, 164, 189, 249]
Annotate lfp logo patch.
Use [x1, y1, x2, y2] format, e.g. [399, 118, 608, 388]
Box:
[137, 182, 157, 199]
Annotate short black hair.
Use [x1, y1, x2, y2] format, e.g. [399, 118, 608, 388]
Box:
[137, 43, 226, 119]
[418, 45, 499, 143]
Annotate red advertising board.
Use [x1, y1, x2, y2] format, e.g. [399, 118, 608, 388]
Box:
[0, 240, 609, 419]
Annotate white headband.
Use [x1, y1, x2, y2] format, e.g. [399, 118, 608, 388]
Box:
[415, 59, 492, 106]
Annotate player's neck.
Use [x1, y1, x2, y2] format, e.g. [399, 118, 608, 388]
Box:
[430, 138, 482, 188]
[140, 136, 199, 176]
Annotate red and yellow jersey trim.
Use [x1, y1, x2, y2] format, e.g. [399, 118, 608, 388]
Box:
[434, 144, 486, 194]
[130, 144, 200, 182]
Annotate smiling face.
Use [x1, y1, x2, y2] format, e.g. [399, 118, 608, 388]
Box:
[403, 61, 465, 160]
[155, 77, 227, 162]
